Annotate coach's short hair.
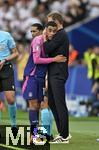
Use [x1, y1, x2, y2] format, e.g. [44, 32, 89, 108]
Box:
[47, 11, 63, 25]
[31, 23, 43, 31]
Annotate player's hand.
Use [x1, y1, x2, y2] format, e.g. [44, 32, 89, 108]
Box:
[53, 55, 67, 63]
[43, 28, 48, 41]
[0, 60, 5, 70]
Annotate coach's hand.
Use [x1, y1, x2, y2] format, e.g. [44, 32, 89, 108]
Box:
[53, 55, 67, 63]
[43, 28, 48, 41]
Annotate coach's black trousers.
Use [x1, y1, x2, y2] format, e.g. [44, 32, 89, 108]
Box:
[48, 76, 69, 138]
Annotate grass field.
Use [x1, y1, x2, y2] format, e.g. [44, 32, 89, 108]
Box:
[0, 109, 99, 150]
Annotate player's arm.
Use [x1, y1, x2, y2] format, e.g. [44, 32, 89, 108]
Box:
[0, 47, 19, 62]
[32, 42, 54, 64]
[0, 47, 19, 70]
[4, 47, 19, 62]
[5, 33, 19, 62]
[32, 38, 66, 64]
[0, 47, 19, 64]
[0, 34, 19, 69]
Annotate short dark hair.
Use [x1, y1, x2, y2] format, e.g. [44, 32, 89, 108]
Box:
[46, 21, 57, 28]
[47, 12, 63, 25]
[31, 23, 43, 31]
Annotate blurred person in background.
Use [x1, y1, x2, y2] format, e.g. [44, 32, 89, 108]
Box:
[84, 46, 99, 84]
[91, 46, 99, 84]
[16, 41, 29, 90]
[84, 46, 94, 83]
[90, 46, 99, 116]
[84, 46, 99, 116]
[0, 30, 19, 132]
[68, 44, 79, 66]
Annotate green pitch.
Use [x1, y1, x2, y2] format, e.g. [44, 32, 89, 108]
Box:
[0, 110, 99, 150]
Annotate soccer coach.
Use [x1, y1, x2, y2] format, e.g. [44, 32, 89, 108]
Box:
[43, 12, 69, 142]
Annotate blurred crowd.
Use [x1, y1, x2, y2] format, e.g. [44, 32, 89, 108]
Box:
[0, 0, 99, 41]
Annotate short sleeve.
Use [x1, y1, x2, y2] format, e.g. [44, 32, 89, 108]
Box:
[7, 33, 16, 49]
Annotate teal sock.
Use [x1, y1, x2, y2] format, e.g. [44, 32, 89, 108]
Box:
[41, 108, 53, 136]
[8, 103, 16, 127]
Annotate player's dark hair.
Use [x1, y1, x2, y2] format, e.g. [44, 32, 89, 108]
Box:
[31, 23, 43, 31]
[46, 21, 57, 28]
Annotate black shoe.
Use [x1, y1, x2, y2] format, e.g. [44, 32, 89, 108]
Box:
[11, 126, 18, 138]
[50, 134, 54, 141]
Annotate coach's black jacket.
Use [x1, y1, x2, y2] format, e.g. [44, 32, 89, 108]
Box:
[43, 28, 69, 80]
